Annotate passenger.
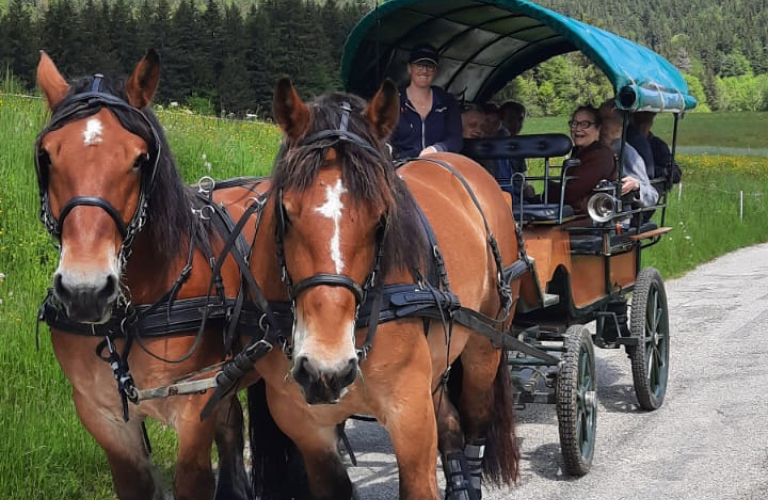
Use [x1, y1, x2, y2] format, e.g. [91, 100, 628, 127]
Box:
[461, 105, 523, 204]
[599, 100, 658, 210]
[493, 101, 533, 200]
[461, 104, 485, 140]
[499, 101, 526, 136]
[632, 111, 682, 192]
[545, 105, 616, 213]
[481, 102, 508, 137]
[626, 116, 656, 178]
[390, 44, 463, 160]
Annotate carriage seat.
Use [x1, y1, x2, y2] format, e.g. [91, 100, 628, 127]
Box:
[462, 134, 575, 223]
[462, 133, 573, 160]
[514, 203, 574, 223]
[569, 221, 658, 254]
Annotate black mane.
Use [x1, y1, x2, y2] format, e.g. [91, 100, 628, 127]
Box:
[271, 92, 431, 279]
[61, 75, 202, 263]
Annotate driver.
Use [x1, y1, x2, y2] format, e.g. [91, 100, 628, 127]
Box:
[390, 44, 463, 160]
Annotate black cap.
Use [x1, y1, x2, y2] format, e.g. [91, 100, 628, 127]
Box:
[409, 44, 439, 66]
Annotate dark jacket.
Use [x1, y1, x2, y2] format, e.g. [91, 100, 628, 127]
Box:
[390, 85, 463, 160]
[626, 125, 655, 178]
[548, 141, 617, 213]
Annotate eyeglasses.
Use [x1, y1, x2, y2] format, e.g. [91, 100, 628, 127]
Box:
[568, 120, 595, 130]
[413, 62, 437, 72]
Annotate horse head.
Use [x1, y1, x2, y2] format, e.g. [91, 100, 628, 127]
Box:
[271, 78, 407, 404]
[35, 50, 165, 323]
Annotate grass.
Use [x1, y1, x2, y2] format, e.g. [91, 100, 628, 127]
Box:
[524, 112, 768, 151]
[1, 93, 767, 499]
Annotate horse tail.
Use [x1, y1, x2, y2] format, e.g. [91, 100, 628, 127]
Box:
[482, 349, 520, 486]
[247, 380, 308, 500]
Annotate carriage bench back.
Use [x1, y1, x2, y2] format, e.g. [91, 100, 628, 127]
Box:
[461, 133, 574, 223]
[462, 133, 572, 160]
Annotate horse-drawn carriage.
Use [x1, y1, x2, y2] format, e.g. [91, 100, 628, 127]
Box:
[32, 0, 694, 499]
[341, 0, 696, 478]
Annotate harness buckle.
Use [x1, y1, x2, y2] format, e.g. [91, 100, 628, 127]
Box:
[356, 344, 371, 361]
[197, 176, 216, 197]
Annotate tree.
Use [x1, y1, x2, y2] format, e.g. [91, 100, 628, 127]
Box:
[245, 2, 275, 116]
[218, 3, 253, 115]
[40, 0, 82, 77]
[108, 0, 140, 75]
[76, 0, 113, 76]
[0, 0, 38, 88]
[198, 0, 224, 101]
[164, 0, 198, 102]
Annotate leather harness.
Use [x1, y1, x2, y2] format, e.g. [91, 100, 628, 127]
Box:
[38, 94, 557, 423]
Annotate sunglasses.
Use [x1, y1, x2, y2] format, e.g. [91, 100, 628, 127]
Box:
[568, 120, 595, 130]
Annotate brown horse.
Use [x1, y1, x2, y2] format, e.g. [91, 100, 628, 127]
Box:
[35, 50, 260, 500]
[245, 79, 522, 499]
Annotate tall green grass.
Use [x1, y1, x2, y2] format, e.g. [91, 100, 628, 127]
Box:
[1, 93, 767, 499]
[524, 112, 768, 151]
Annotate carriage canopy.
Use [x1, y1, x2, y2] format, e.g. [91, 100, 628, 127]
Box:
[341, 0, 697, 113]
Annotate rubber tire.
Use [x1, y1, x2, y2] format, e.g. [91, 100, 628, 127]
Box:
[628, 267, 670, 411]
[556, 325, 597, 476]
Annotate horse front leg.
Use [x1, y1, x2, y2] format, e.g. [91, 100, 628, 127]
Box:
[370, 335, 440, 499]
[214, 397, 253, 500]
[384, 387, 440, 500]
[71, 392, 163, 500]
[299, 425, 355, 500]
[172, 397, 218, 500]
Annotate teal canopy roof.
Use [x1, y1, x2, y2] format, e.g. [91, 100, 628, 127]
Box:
[341, 0, 697, 112]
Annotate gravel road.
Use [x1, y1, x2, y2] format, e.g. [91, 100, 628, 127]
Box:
[345, 243, 768, 500]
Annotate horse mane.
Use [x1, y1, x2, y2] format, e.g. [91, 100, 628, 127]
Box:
[271, 92, 431, 280]
[64, 75, 203, 263]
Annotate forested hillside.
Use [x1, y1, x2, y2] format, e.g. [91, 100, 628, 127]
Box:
[0, 0, 766, 116]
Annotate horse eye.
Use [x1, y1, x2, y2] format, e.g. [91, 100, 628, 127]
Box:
[133, 153, 149, 169]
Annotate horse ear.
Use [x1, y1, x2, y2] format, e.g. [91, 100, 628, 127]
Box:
[36, 51, 70, 111]
[365, 79, 400, 141]
[126, 49, 161, 108]
[273, 77, 310, 140]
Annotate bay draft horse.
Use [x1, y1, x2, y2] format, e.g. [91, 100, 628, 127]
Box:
[245, 79, 522, 499]
[34, 50, 269, 500]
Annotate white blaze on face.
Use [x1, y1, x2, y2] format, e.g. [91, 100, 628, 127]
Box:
[83, 118, 103, 146]
[314, 179, 348, 273]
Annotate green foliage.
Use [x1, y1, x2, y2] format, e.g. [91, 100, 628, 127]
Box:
[715, 74, 768, 112]
[185, 93, 216, 115]
[683, 74, 710, 112]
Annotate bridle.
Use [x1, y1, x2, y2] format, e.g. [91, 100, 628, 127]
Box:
[273, 101, 389, 354]
[34, 74, 162, 261]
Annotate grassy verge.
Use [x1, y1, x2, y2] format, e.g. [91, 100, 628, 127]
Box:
[1, 94, 767, 499]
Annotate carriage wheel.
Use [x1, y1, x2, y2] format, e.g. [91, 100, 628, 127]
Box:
[556, 325, 597, 476]
[628, 267, 670, 411]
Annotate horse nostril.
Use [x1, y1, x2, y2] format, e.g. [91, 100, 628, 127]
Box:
[336, 358, 358, 389]
[293, 356, 320, 387]
[53, 273, 70, 301]
[99, 274, 118, 301]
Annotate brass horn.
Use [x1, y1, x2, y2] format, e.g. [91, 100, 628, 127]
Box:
[587, 192, 619, 223]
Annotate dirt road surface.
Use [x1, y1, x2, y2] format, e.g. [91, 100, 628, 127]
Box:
[345, 243, 768, 500]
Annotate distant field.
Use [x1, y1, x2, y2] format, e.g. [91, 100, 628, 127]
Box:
[525, 112, 768, 152]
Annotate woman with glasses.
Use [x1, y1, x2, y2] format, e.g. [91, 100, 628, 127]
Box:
[547, 105, 617, 213]
[390, 44, 463, 160]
